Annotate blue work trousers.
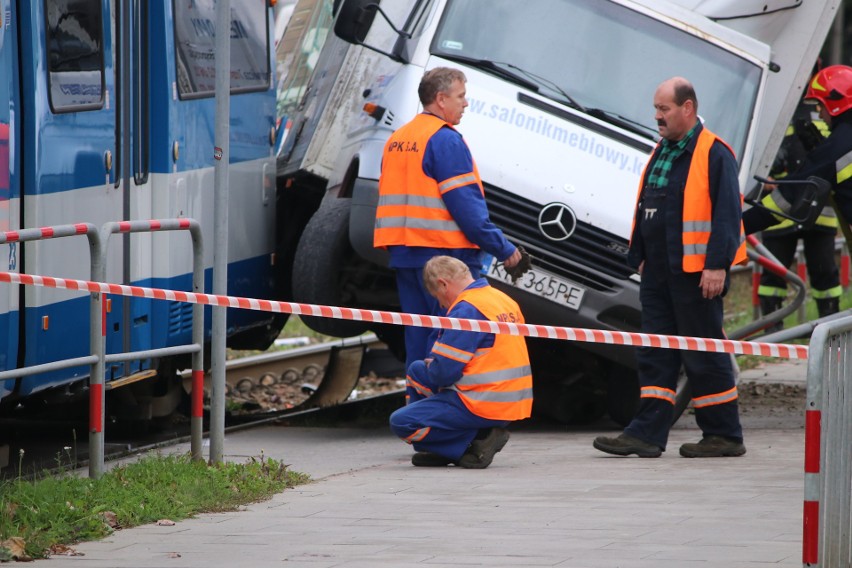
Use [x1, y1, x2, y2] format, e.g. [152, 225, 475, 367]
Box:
[395, 267, 443, 371]
[389, 389, 508, 460]
[624, 267, 743, 450]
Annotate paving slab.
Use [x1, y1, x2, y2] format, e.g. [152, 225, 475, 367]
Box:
[28, 419, 808, 568]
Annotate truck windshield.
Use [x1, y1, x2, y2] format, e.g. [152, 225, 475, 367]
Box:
[432, 0, 761, 159]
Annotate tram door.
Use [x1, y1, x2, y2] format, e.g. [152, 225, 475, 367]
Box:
[0, 0, 19, 397]
[17, 0, 123, 395]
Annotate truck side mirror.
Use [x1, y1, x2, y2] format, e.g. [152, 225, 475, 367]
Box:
[334, 0, 380, 45]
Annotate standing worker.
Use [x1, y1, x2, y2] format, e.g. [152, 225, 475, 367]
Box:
[389, 256, 533, 468]
[594, 77, 748, 458]
[757, 100, 841, 328]
[374, 67, 529, 382]
[744, 65, 852, 237]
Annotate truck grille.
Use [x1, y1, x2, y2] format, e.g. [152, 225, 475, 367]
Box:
[484, 184, 635, 292]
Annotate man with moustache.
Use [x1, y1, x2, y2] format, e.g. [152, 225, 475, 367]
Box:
[594, 77, 748, 458]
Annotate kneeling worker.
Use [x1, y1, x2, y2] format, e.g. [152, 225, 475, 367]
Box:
[389, 256, 533, 468]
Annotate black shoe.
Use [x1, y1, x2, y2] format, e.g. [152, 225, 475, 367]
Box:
[593, 433, 662, 458]
[458, 428, 510, 469]
[679, 435, 746, 458]
[411, 451, 455, 467]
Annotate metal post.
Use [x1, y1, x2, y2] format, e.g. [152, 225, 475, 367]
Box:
[190, 226, 205, 461]
[90, 230, 107, 479]
[210, 0, 231, 464]
[797, 247, 807, 324]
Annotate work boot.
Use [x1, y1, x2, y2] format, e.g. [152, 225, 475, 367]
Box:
[679, 435, 746, 458]
[593, 433, 662, 458]
[816, 297, 840, 319]
[411, 451, 455, 467]
[458, 428, 510, 469]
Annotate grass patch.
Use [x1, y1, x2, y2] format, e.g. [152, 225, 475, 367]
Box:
[0, 453, 309, 561]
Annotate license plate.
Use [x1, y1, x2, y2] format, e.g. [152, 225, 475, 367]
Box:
[487, 258, 586, 311]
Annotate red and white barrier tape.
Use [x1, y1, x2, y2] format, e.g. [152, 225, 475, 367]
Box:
[0, 271, 809, 360]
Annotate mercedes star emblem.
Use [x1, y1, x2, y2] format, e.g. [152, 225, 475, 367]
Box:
[538, 202, 577, 242]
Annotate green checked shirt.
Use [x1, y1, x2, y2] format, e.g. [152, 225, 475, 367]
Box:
[646, 123, 699, 189]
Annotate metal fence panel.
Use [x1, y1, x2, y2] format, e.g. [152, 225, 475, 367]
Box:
[804, 315, 852, 566]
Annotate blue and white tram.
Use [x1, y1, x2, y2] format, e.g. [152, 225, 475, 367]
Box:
[0, 0, 281, 418]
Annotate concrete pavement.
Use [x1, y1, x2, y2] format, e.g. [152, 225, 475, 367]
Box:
[24, 360, 810, 567]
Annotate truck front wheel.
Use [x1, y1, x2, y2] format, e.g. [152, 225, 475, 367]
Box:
[292, 197, 373, 337]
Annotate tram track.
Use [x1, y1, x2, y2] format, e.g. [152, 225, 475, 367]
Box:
[2, 335, 406, 479]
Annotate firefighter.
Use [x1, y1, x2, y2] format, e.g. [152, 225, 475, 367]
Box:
[388, 256, 533, 468]
[757, 102, 841, 327]
[744, 65, 852, 239]
[594, 77, 747, 458]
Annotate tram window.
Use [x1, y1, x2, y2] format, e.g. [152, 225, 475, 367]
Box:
[45, 0, 105, 112]
[173, 0, 271, 99]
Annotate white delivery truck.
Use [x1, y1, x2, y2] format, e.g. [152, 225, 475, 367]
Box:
[275, 0, 841, 424]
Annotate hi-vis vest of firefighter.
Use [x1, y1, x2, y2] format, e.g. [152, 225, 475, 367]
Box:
[374, 113, 482, 250]
[634, 127, 748, 272]
[434, 285, 533, 421]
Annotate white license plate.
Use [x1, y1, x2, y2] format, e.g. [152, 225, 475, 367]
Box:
[487, 258, 586, 311]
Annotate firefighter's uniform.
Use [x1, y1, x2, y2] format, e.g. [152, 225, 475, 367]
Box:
[624, 124, 746, 450]
[743, 66, 852, 236]
[758, 112, 842, 322]
[389, 279, 533, 460]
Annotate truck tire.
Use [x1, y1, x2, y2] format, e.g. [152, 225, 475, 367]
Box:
[292, 197, 371, 337]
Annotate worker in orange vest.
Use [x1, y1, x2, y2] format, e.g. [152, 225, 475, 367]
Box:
[594, 77, 747, 459]
[389, 256, 533, 469]
[375, 67, 525, 374]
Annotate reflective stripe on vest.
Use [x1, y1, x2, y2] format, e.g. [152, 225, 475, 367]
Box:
[692, 386, 738, 409]
[447, 286, 533, 421]
[837, 149, 852, 184]
[639, 386, 676, 405]
[374, 113, 482, 250]
[681, 128, 748, 271]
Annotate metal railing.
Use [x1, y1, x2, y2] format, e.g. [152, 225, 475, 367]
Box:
[0, 219, 204, 478]
[802, 314, 852, 566]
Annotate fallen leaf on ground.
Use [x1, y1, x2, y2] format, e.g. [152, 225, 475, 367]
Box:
[48, 543, 84, 557]
[0, 537, 32, 561]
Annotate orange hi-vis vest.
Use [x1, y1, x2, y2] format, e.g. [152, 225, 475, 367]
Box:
[443, 285, 533, 421]
[374, 113, 483, 250]
[633, 127, 747, 272]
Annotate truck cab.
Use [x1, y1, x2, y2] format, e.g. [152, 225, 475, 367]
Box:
[277, 0, 840, 423]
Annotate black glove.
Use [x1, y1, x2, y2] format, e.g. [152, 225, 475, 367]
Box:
[503, 246, 532, 284]
[794, 118, 825, 153]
